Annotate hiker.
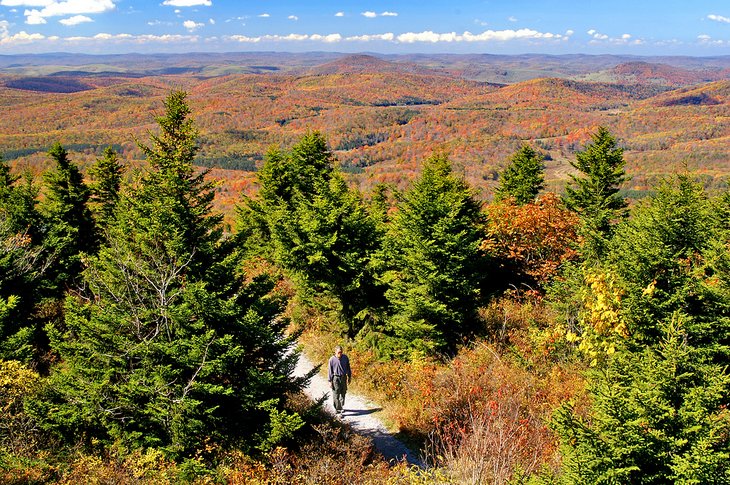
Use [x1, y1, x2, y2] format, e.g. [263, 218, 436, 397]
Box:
[327, 345, 352, 417]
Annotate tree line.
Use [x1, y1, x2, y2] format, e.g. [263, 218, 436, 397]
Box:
[1, 90, 728, 481]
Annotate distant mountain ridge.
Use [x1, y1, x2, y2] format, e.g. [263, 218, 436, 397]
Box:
[2, 51, 730, 86]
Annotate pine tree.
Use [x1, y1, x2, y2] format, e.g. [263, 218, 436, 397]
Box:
[88, 146, 123, 228]
[563, 127, 627, 259]
[40, 143, 96, 293]
[37, 91, 302, 457]
[382, 153, 487, 358]
[494, 144, 545, 205]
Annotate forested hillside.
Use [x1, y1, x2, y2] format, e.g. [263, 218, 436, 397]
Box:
[1, 58, 729, 482]
[1, 52, 730, 219]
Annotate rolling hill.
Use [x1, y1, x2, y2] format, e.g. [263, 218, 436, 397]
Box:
[1, 51, 729, 216]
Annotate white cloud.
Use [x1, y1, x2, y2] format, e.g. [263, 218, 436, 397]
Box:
[0, 1, 52, 6]
[334, 11, 344, 17]
[310, 33, 341, 42]
[508, 16, 518, 22]
[565, 29, 574, 36]
[621, 33, 631, 39]
[346, 32, 394, 41]
[707, 14, 730, 24]
[396, 28, 566, 43]
[208, 18, 214, 24]
[162, 0, 211, 6]
[22, 0, 115, 25]
[0, 29, 46, 44]
[25, 10, 45, 23]
[587, 29, 596, 35]
[258, 13, 269, 18]
[288, 15, 297, 21]
[362, 11, 397, 18]
[0, 19, 9, 36]
[59, 14, 92, 25]
[226, 28, 569, 45]
[183, 19, 203, 31]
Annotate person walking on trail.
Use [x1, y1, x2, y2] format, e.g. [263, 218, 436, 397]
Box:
[328, 345, 352, 417]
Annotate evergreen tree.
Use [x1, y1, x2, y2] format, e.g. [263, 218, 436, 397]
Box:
[240, 132, 384, 337]
[382, 153, 487, 357]
[494, 144, 545, 205]
[553, 316, 730, 484]
[0, 157, 45, 362]
[607, 175, 730, 362]
[88, 146, 124, 228]
[563, 127, 627, 259]
[40, 143, 96, 293]
[36, 91, 302, 457]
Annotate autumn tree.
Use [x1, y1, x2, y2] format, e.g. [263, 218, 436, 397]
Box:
[494, 144, 545, 205]
[36, 91, 303, 457]
[563, 127, 627, 259]
[485, 193, 579, 291]
[380, 153, 487, 358]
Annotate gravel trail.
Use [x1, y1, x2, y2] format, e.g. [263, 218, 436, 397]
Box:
[293, 351, 425, 468]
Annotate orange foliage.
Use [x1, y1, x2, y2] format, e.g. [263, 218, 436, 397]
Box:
[484, 193, 580, 289]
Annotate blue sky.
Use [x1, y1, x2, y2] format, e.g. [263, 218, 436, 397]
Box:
[1, 1, 729, 56]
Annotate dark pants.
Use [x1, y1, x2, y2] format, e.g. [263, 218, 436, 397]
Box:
[331, 375, 347, 412]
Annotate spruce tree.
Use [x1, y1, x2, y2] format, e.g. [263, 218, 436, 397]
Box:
[0, 156, 44, 362]
[88, 146, 123, 228]
[563, 127, 627, 259]
[382, 153, 487, 358]
[40, 143, 96, 293]
[494, 144, 545, 205]
[241, 132, 384, 337]
[38, 91, 302, 457]
[609, 174, 729, 358]
[553, 316, 730, 483]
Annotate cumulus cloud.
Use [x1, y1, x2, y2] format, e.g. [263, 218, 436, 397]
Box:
[334, 11, 344, 17]
[346, 32, 394, 41]
[396, 28, 566, 43]
[258, 13, 269, 18]
[707, 14, 730, 23]
[0, 29, 46, 44]
[587, 29, 642, 45]
[381, 11, 397, 17]
[362, 11, 376, 18]
[162, 0, 211, 6]
[183, 19, 203, 31]
[208, 18, 214, 24]
[59, 14, 92, 25]
[288, 15, 297, 21]
[508, 16, 518, 22]
[22, 0, 115, 25]
[225, 28, 568, 45]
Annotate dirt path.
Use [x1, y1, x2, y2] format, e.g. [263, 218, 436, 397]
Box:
[293, 351, 425, 468]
